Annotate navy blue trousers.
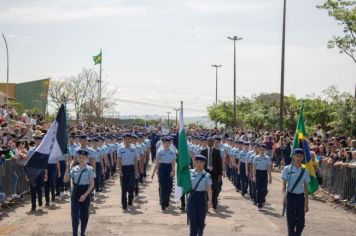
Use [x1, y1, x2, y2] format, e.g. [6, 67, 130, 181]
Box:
[158, 163, 172, 208]
[71, 185, 90, 236]
[239, 162, 248, 194]
[188, 191, 207, 236]
[45, 163, 57, 203]
[286, 193, 305, 236]
[56, 160, 66, 195]
[95, 163, 101, 191]
[256, 170, 268, 204]
[30, 175, 44, 208]
[120, 165, 135, 207]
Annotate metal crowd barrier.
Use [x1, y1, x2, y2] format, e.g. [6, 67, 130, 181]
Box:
[320, 161, 356, 204]
[0, 159, 30, 201]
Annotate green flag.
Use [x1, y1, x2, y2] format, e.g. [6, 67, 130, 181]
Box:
[176, 102, 192, 198]
[93, 51, 102, 65]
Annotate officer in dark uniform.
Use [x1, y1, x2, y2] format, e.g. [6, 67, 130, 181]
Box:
[149, 130, 160, 162]
[64, 149, 95, 236]
[187, 155, 212, 236]
[281, 148, 310, 236]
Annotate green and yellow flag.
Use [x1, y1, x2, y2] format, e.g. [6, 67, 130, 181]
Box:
[93, 50, 102, 65]
[292, 104, 318, 194]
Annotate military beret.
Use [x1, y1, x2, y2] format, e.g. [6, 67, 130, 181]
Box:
[293, 148, 305, 155]
[77, 149, 89, 156]
[195, 155, 207, 162]
[162, 136, 172, 142]
[78, 134, 88, 140]
[123, 133, 131, 138]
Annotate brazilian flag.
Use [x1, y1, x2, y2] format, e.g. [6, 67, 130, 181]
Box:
[292, 104, 318, 194]
[93, 51, 102, 65]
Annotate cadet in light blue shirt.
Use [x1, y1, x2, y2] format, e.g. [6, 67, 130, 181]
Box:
[253, 144, 272, 208]
[281, 148, 310, 236]
[64, 149, 94, 236]
[187, 155, 212, 236]
[151, 136, 176, 210]
[117, 133, 139, 210]
[237, 142, 250, 196]
[117, 145, 140, 166]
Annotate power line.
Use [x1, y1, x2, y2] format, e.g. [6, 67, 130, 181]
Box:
[117, 98, 206, 113]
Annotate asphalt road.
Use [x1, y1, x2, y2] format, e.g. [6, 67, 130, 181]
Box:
[1, 165, 355, 236]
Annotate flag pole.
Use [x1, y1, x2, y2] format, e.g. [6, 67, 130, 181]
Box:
[99, 49, 102, 118]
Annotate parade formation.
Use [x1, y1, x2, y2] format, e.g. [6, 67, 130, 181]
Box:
[1, 1, 355, 236]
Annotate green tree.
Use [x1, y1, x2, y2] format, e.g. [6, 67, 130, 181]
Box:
[317, 0, 356, 63]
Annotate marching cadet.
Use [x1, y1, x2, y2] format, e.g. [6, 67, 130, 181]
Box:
[45, 144, 60, 206]
[249, 143, 259, 204]
[281, 148, 310, 236]
[237, 141, 249, 197]
[117, 133, 139, 210]
[55, 153, 66, 200]
[252, 144, 272, 209]
[187, 155, 212, 236]
[92, 138, 103, 193]
[64, 149, 95, 236]
[27, 135, 47, 212]
[232, 141, 241, 192]
[151, 136, 176, 211]
[131, 134, 144, 195]
[247, 143, 257, 204]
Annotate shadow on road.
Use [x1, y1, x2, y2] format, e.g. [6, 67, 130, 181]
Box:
[259, 209, 282, 218]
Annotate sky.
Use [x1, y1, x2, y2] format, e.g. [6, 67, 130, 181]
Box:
[0, 0, 355, 116]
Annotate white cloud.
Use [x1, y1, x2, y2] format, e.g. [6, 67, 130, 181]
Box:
[0, 5, 149, 23]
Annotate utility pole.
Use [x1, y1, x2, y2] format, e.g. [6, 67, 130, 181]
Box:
[227, 36, 243, 128]
[173, 108, 180, 128]
[279, 0, 287, 131]
[211, 64, 222, 128]
[2, 33, 9, 104]
[167, 112, 171, 128]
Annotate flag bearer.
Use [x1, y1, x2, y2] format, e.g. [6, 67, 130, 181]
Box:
[151, 136, 176, 211]
[187, 155, 212, 236]
[281, 148, 310, 236]
[64, 149, 95, 236]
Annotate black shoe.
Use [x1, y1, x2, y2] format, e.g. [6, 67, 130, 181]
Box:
[122, 205, 128, 210]
[45, 202, 50, 207]
[31, 206, 36, 212]
[213, 205, 217, 210]
[161, 206, 166, 211]
[180, 206, 186, 211]
[128, 198, 133, 206]
[258, 203, 262, 209]
[39, 201, 43, 207]
[135, 188, 139, 196]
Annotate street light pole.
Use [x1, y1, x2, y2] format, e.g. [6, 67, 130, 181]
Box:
[167, 112, 171, 128]
[211, 64, 222, 128]
[279, 0, 287, 131]
[227, 36, 243, 128]
[2, 33, 9, 104]
[173, 108, 180, 128]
